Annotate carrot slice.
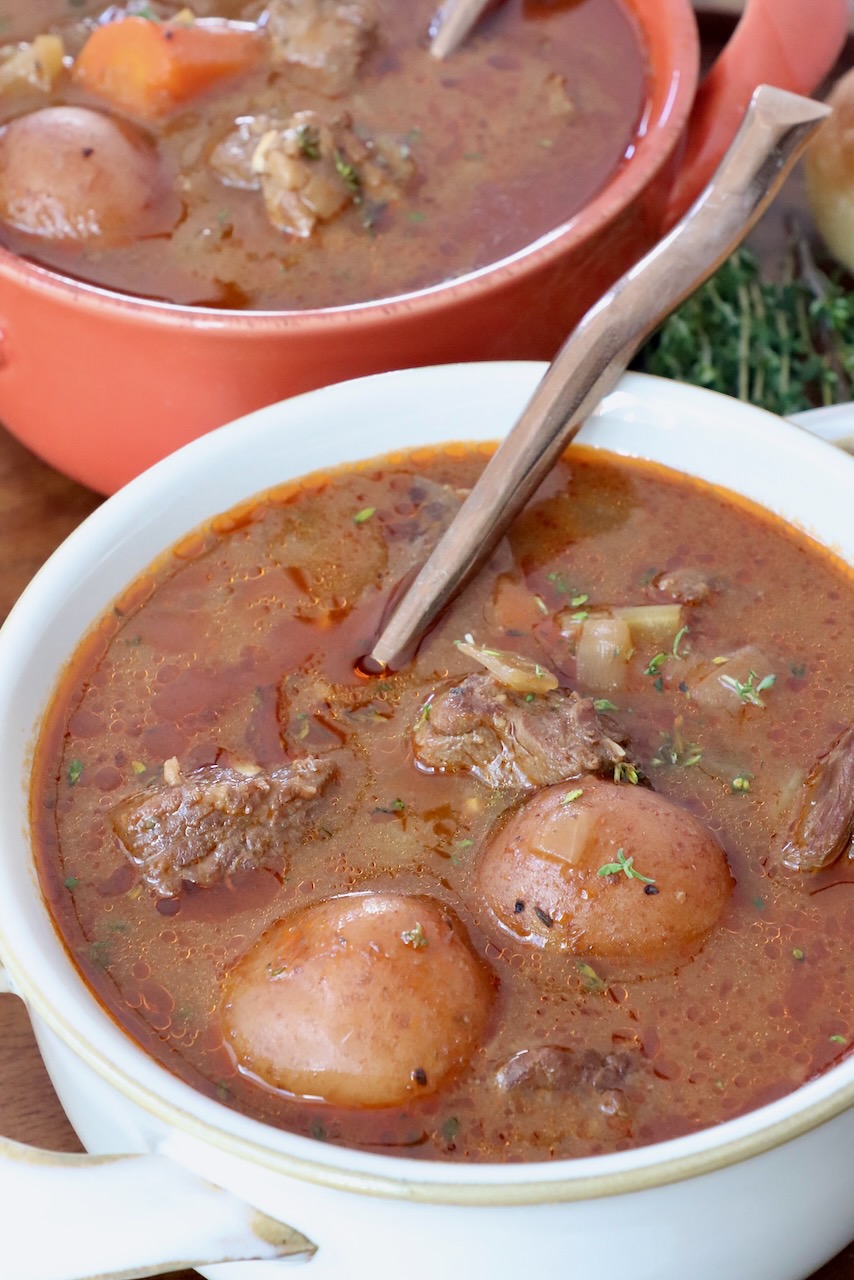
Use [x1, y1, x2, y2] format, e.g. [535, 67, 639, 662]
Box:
[72, 17, 265, 119]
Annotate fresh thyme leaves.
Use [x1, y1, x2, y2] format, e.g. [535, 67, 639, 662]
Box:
[720, 670, 776, 708]
[401, 922, 428, 948]
[296, 124, 321, 160]
[593, 698, 619, 712]
[546, 573, 588, 601]
[646, 626, 689, 679]
[334, 150, 361, 197]
[353, 506, 375, 524]
[597, 848, 656, 884]
[613, 761, 639, 785]
[442, 1115, 460, 1142]
[651, 732, 702, 768]
[67, 758, 84, 786]
[633, 242, 854, 414]
[645, 652, 667, 677]
[576, 959, 606, 992]
[561, 788, 584, 804]
[672, 625, 690, 658]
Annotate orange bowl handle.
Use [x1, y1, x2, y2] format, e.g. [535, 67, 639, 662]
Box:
[664, 0, 849, 226]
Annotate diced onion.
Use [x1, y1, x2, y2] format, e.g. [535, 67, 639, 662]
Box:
[575, 617, 632, 693]
[456, 638, 558, 694]
[0, 35, 64, 94]
[614, 604, 682, 646]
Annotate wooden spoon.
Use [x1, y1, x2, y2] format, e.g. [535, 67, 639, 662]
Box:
[371, 85, 830, 670]
[428, 0, 496, 58]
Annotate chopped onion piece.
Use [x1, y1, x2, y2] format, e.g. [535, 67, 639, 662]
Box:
[456, 638, 558, 693]
[614, 604, 683, 646]
[0, 35, 64, 94]
[575, 617, 632, 693]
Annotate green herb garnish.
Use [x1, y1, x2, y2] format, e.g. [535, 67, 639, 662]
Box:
[295, 124, 321, 159]
[597, 847, 655, 884]
[576, 960, 606, 992]
[651, 733, 702, 768]
[720, 669, 776, 707]
[334, 151, 361, 196]
[633, 241, 854, 414]
[401, 922, 428, 949]
[672, 625, 690, 658]
[442, 1115, 460, 1141]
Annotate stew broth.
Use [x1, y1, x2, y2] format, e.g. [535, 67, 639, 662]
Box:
[32, 445, 854, 1161]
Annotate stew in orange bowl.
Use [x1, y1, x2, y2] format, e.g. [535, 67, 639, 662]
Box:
[0, 0, 648, 309]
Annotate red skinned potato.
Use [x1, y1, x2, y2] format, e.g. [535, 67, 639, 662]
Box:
[478, 776, 733, 976]
[222, 892, 494, 1107]
[0, 106, 179, 246]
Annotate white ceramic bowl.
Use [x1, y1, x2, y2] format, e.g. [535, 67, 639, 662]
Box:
[0, 365, 853, 1280]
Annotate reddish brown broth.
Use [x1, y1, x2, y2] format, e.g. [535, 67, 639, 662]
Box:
[0, 0, 647, 309]
[32, 445, 854, 1161]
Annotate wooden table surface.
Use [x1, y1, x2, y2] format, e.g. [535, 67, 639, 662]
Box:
[1, 12, 853, 1280]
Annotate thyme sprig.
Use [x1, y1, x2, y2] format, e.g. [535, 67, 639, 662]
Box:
[633, 240, 854, 414]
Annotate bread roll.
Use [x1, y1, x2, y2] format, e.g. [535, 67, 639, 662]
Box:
[805, 69, 854, 274]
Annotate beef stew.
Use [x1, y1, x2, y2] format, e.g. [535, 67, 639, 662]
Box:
[0, 0, 647, 308]
[31, 441, 854, 1162]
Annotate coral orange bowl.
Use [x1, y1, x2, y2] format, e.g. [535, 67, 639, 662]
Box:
[0, 0, 847, 494]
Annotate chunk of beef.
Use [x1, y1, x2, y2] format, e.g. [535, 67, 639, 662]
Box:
[261, 0, 377, 96]
[652, 567, 713, 606]
[413, 673, 627, 789]
[779, 727, 854, 872]
[112, 755, 336, 896]
[496, 1046, 637, 1092]
[210, 108, 415, 238]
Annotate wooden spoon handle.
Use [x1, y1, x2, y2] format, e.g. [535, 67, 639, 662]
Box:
[371, 86, 830, 670]
[428, 0, 498, 58]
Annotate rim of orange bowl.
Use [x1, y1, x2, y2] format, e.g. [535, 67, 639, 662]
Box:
[0, 0, 700, 332]
[2, 373, 854, 1207]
